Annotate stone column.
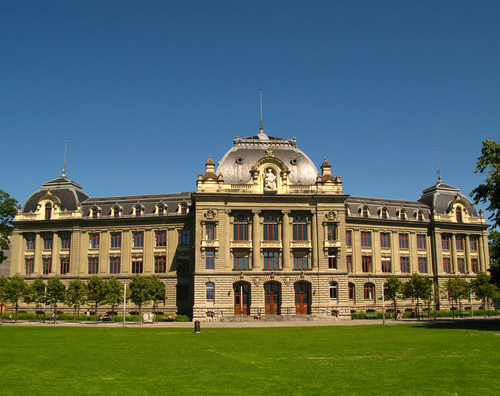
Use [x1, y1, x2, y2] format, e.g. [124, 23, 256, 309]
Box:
[372, 230, 380, 274]
[225, 210, 232, 271]
[252, 210, 261, 270]
[451, 234, 457, 274]
[311, 210, 318, 270]
[52, 233, 60, 275]
[282, 211, 291, 271]
[465, 235, 471, 273]
[34, 233, 42, 275]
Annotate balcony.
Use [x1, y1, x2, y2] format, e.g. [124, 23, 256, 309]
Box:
[201, 239, 220, 248]
[230, 240, 252, 249]
[260, 240, 282, 249]
[290, 240, 312, 249]
[324, 240, 341, 248]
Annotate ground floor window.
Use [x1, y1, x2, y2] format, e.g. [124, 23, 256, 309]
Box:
[60, 258, 70, 274]
[110, 257, 121, 274]
[329, 282, 338, 299]
[418, 257, 427, 273]
[132, 261, 143, 274]
[471, 258, 478, 273]
[42, 257, 52, 275]
[364, 283, 374, 300]
[381, 259, 391, 273]
[88, 257, 99, 274]
[349, 283, 355, 301]
[443, 257, 451, 273]
[206, 283, 214, 301]
[400, 257, 410, 273]
[25, 257, 34, 275]
[155, 256, 166, 273]
[362, 256, 372, 273]
[457, 257, 465, 274]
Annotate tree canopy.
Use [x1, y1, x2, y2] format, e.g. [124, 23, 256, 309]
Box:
[470, 272, 499, 318]
[0, 190, 18, 264]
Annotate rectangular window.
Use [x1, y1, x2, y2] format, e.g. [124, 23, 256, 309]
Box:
[110, 232, 122, 248]
[42, 257, 51, 274]
[293, 253, 309, 270]
[110, 257, 121, 274]
[471, 258, 478, 273]
[43, 234, 53, 250]
[26, 235, 36, 250]
[60, 233, 71, 249]
[234, 216, 249, 241]
[469, 237, 477, 251]
[346, 231, 352, 247]
[361, 232, 371, 248]
[380, 232, 391, 248]
[347, 255, 353, 273]
[328, 249, 337, 269]
[364, 284, 374, 300]
[443, 257, 451, 274]
[206, 283, 214, 301]
[155, 256, 166, 273]
[293, 216, 308, 241]
[362, 256, 372, 273]
[418, 257, 427, 273]
[441, 235, 450, 250]
[327, 225, 336, 241]
[417, 234, 426, 250]
[88, 257, 99, 274]
[89, 233, 99, 249]
[399, 234, 408, 249]
[264, 251, 280, 270]
[132, 261, 143, 274]
[234, 255, 249, 270]
[178, 230, 190, 246]
[206, 224, 215, 240]
[60, 258, 70, 274]
[155, 230, 166, 247]
[457, 257, 465, 274]
[132, 232, 144, 248]
[456, 236, 464, 251]
[400, 257, 410, 273]
[25, 257, 34, 275]
[349, 283, 354, 300]
[206, 250, 215, 270]
[382, 259, 391, 273]
[178, 257, 189, 272]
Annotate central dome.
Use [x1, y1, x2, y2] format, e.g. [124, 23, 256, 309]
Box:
[216, 128, 319, 185]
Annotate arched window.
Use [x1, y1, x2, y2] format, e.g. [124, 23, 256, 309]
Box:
[181, 204, 188, 215]
[91, 208, 98, 219]
[329, 282, 338, 300]
[263, 215, 278, 241]
[364, 283, 375, 300]
[417, 211, 423, 221]
[362, 207, 368, 218]
[381, 208, 388, 219]
[399, 210, 406, 221]
[45, 203, 52, 220]
[158, 205, 164, 216]
[234, 215, 249, 241]
[113, 207, 120, 218]
[293, 215, 308, 241]
[456, 207, 462, 223]
[135, 205, 142, 217]
[349, 283, 355, 301]
[206, 283, 214, 301]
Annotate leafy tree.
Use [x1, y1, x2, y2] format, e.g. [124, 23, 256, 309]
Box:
[105, 277, 123, 323]
[443, 276, 470, 319]
[487, 230, 500, 287]
[129, 275, 152, 325]
[402, 273, 433, 319]
[384, 275, 403, 319]
[65, 279, 88, 322]
[149, 275, 166, 322]
[4, 274, 27, 322]
[0, 190, 18, 265]
[0, 275, 8, 321]
[27, 278, 47, 320]
[87, 276, 108, 325]
[46, 277, 66, 324]
[470, 272, 499, 318]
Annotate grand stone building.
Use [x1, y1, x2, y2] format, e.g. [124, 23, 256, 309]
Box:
[10, 125, 489, 319]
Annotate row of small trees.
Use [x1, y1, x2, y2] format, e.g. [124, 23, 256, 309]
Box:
[0, 274, 166, 324]
[384, 272, 499, 319]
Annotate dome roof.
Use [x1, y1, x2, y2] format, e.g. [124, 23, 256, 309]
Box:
[23, 175, 89, 213]
[216, 128, 319, 184]
[417, 180, 478, 217]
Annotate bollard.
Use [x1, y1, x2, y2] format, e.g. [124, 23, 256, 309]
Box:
[194, 320, 200, 333]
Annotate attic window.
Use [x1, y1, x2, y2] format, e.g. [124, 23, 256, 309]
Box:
[235, 156, 244, 164]
[290, 158, 298, 165]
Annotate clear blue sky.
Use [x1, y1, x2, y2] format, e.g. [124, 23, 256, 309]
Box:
[1, 1, 498, 219]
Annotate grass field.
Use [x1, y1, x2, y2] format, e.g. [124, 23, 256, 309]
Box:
[1, 321, 499, 395]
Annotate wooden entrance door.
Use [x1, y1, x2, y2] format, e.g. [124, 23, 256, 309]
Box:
[234, 283, 249, 315]
[295, 282, 310, 315]
[265, 283, 280, 315]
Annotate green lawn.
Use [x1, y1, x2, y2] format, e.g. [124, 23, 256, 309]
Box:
[1, 321, 499, 395]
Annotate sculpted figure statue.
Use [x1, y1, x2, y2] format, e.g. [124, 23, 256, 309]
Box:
[264, 168, 277, 190]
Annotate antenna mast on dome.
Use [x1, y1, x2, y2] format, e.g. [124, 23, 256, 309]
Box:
[259, 88, 263, 132]
[436, 148, 441, 182]
[62, 141, 68, 177]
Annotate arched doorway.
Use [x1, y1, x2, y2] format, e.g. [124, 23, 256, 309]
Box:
[294, 282, 310, 315]
[234, 282, 250, 315]
[264, 282, 280, 315]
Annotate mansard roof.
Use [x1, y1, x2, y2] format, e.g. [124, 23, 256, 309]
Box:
[417, 181, 478, 217]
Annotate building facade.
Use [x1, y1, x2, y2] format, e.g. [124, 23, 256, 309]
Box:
[10, 126, 489, 319]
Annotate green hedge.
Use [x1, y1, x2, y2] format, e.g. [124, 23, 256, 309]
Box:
[350, 310, 500, 320]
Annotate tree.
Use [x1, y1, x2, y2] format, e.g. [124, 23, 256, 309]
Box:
[0, 190, 18, 265]
[27, 278, 47, 320]
[105, 277, 123, 323]
[4, 274, 27, 322]
[0, 275, 8, 321]
[470, 272, 499, 318]
[443, 276, 470, 319]
[149, 275, 166, 322]
[487, 230, 500, 287]
[87, 276, 108, 325]
[129, 275, 151, 325]
[46, 277, 66, 324]
[65, 279, 88, 322]
[402, 273, 433, 319]
[384, 275, 403, 319]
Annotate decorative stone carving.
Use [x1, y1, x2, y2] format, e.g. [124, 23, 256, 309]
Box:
[265, 148, 275, 157]
[325, 210, 338, 221]
[204, 208, 217, 220]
